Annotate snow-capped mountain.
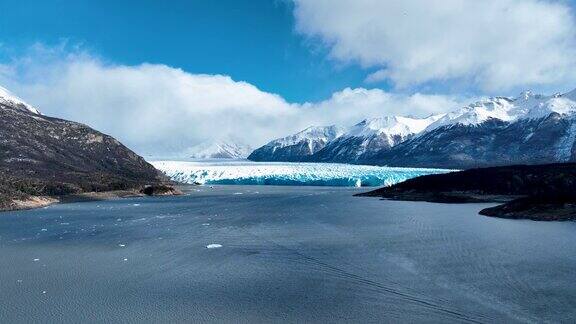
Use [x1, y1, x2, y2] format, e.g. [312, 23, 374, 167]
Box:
[249, 88, 576, 168]
[377, 90, 576, 168]
[248, 125, 346, 162]
[0, 86, 40, 114]
[426, 90, 576, 131]
[249, 115, 442, 163]
[186, 140, 252, 159]
[311, 115, 443, 163]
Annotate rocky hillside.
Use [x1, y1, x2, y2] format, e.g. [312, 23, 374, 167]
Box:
[0, 87, 170, 210]
[373, 91, 576, 168]
[375, 113, 576, 168]
[358, 163, 576, 221]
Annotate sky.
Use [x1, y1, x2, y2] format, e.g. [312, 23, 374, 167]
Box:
[1, 0, 576, 156]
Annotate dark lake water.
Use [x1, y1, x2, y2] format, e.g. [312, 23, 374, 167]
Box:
[1, 185, 575, 323]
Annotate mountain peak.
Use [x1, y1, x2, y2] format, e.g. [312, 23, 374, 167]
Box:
[350, 115, 439, 138]
[186, 140, 253, 159]
[0, 86, 41, 115]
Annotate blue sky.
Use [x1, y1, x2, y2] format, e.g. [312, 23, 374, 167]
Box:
[1, 0, 576, 155]
[0, 0, 374, 102]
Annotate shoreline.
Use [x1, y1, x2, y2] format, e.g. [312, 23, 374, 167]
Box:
[358, 190, 576, 222]
[357, 163, 576, 221]
[1, 185, 184, 213]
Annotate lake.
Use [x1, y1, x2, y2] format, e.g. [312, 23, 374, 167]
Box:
[1, 185, 575, 323]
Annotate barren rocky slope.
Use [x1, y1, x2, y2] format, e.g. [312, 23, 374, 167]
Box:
[0, 90, 173, 211]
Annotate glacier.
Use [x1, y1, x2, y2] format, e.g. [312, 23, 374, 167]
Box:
[151, 160, 453, 187]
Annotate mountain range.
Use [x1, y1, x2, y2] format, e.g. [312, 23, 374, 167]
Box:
[249, 89, 576, 169]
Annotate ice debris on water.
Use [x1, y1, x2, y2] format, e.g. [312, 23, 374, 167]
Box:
[206, 244, 222, 249]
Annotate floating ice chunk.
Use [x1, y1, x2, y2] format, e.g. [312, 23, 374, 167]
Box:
[206, 244, 222, 249]
[123, 258, 128, 261]
[233, 192, 243, 195]
[42, 291, 47, 294]
[133, 204, 140, 207]
[40, 228, 48, 232]
[118, 244, 126, 247]
[202, 223, 210, 226]
[33, 258, 40, 262]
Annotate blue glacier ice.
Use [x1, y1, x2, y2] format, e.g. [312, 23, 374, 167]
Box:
[152, 161, 453, 187]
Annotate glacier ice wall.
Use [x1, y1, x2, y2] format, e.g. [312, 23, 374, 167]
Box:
[152, 161, 453, 187]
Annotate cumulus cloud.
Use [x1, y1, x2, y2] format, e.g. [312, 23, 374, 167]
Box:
[0, 46, 467, 157]
[293, 0, 576, 92]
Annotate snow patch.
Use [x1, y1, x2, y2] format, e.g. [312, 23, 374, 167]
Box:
[0, 86, 41, 114]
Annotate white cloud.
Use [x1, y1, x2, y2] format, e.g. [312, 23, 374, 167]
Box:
[293, 0, 576, 92]
[301, 87, 464, 125]
[0, 46, 467, 157]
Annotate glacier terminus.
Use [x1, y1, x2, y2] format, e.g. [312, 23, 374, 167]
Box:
[151, 160, 452, 187]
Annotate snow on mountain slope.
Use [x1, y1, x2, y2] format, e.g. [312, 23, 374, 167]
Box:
[186, 140, 252, 159]
[152, 160, 451, 187]
[309, 115, 443, 163]
[427, 89, 576, 131]
[0, 86, 40, 114]
[248, 125, 346, 161]
[250, 116, 445, 163]
[347, 115, 442, 139]
[269, 125, 346, 149]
